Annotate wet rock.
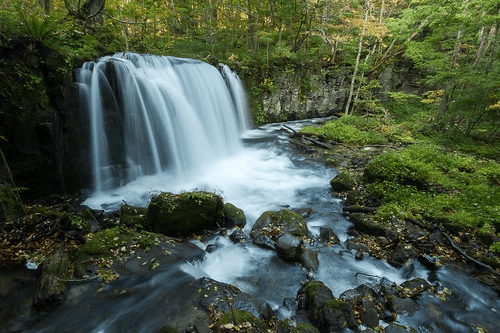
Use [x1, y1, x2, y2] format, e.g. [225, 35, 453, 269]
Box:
[297, 280, 334, 323]
[205, 243, 218, 253]
[385, 323, 417, 333]
[253, 235, 275, 250]
[293, 207, 314, 219]
[400, 277, 431, 294]
[229, 229, 248, 243]
[388, 244, 417, 268]
[260, 302, 275, 321]
[298, 246, 319, 270]
[276, 233, 302, 261]
[199, 277, 266, 319]
[355, 250, 365, 260]
[120, 205, 147, 228]
[339, 289, 362, 302]
[297, 280, 357, 331]
[250, 209, 309, 240]
[318, 226, 340, 244]
[33, 246, 70, 310]
[346, 241, 369, 253]
[355, 283, 381, 299]
[361, 299, 379, 328]
[224, 203, 246, 228]
[146, 191, 224, 237]
[348, 213, 396, 240]
[291, 323, 320, 333]
[214, 310, 268, 331]
[380, 309, 395, 322]
[283, 298, 298, 312]
[385, 296, 419, 316]
[320, 299, 358, 331]
[330, 171, 355, 192]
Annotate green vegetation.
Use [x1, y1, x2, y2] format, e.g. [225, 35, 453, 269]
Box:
[301, 115, 416, 145]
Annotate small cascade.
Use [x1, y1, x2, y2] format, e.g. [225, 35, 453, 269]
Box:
[74, 53, 250, 193]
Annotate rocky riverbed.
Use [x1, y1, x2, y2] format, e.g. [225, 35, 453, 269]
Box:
[1, 128, 500, 333]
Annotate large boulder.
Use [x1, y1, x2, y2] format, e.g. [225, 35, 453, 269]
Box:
[297, 280, 358, 332]
[146, 191, 225, 237]
[250, 209, 309, 241]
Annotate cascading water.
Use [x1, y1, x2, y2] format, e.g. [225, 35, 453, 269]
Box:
[75, 53, 250, 196]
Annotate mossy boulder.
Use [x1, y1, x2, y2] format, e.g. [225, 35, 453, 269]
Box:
[33, 246, 71, 309]
[330, 171, 355, 192]
[120, 205, 148, 228]
[73, 225, 168, 281]
[297, 280, 357, 331]
[224, 202, 246, 228]
[146, 191, 225, 237]
[250, 209, 309, 241]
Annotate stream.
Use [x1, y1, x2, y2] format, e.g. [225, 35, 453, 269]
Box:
[1, 119, 499, 333]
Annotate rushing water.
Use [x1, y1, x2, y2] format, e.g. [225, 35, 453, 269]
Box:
[1, 54, 499, 332]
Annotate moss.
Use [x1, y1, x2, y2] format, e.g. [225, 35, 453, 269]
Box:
[323, 299, 348, 311]
[223, 202, 246, 227]
[216, 310, 267, 331]
[120, 205, 147, 228]
[147, 191, 225, 236]
[292, 323, 320, 333]
[330, 171, 355, 192]
[253, 209, 309, 239]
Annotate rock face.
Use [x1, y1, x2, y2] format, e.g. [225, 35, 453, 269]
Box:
[146, 191, 225, 237]
[260, 69, 349, 122]
[0, 148, 25, 222]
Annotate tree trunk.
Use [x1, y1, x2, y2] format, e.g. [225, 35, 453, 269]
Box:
[345, 5, 368, 116]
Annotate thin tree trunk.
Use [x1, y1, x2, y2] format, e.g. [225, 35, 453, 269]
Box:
[345, 5, 368, 116]
[473, 25, 495, 67]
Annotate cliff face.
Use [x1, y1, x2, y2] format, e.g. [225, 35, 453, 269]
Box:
[0, 39, 90, 199]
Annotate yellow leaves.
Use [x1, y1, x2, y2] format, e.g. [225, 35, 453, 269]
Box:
[487, 101, 500, 111]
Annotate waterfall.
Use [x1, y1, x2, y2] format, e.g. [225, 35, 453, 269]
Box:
[75, 53, 251, 193]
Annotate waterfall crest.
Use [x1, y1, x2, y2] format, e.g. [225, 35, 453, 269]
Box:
[75, 53, 251, 193]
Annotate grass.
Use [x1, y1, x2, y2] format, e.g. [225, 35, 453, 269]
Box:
[301, 98, 500, 253]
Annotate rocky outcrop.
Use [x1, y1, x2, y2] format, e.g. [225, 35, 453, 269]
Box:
[260, 68, 348, 122]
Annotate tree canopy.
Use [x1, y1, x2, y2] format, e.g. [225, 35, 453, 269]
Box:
[0, 0, 499, 137]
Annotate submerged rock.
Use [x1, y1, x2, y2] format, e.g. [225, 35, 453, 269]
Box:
[146, 191, 225, 237]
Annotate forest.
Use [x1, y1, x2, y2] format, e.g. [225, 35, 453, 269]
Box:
[1, 0, 499, 136]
